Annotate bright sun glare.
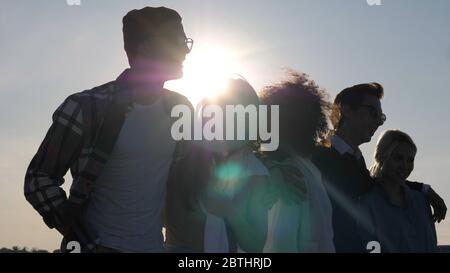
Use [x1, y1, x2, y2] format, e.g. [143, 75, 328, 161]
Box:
[165, 44, 241, 107]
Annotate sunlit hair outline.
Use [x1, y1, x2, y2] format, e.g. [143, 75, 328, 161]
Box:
[369, 130, 417, 179]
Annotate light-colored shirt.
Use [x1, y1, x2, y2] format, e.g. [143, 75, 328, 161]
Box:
[264, 156, 335, 253]
[359, 183, 438, 253]
[331, 135, 362, 160]
[85, 99, 176, 253]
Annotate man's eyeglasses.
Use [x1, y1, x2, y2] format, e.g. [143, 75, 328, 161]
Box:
[359, 104, 386, 123]
[185, 38, 194, 53]
[174, 37, 193, 53]
[160, 36, 194, 53]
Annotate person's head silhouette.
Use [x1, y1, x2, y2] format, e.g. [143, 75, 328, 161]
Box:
[198, 76, 261, 155]
[122, 7, 193, 81]
[260, 70, 330, 158]
[369, 129, 417, 181]
[331, 83, 386, 146]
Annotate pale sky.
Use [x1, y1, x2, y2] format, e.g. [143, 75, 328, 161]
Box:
[1, 0, 449, 251]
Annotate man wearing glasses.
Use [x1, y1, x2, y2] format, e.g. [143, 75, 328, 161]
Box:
[312, 83, 447, 252]
[24, 6, 194, 252]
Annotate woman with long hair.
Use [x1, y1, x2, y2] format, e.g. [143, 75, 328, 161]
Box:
[165, 76, 272, 253]
[260, 70, 335, 252]
[360, 130, 438, 252]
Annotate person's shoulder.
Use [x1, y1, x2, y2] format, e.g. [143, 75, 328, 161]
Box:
[359, 183, 384, 209]
[313, 145, 340, 159]
[312, 145, 341, 168]
[52, 81, 115, 116]
[406, 185, 427, 203]
[163, 88, 194, 109]
[404, 186, 432, 220]
[247, 152, 270, 177]
[66, 81, 117, 104]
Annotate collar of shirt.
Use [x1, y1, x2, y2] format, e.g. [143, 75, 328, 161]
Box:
[115, 69, 165, 107]
[331, 135, 363, 160]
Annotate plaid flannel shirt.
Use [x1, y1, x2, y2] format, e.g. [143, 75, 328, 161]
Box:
[24, 69, 192, 251]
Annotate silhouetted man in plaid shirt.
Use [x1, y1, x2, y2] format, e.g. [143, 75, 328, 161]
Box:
[24, 6, 193, 252]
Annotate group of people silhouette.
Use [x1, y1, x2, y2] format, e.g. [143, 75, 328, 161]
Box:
[24, 6, 446, 253]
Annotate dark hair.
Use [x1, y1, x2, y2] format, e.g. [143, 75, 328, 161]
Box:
[122, 7, 182, 59]
[201, 76, 260, 108]
[200, 76, 261, 152]
[177, 76, 261, 209]
[260, 70, 331, 159]
[331, 82, 384, 130]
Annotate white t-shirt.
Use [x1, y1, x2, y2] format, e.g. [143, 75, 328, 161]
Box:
[85, 99, 176, 253]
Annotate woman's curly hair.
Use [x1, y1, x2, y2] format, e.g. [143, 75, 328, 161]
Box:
[259, 70, 331, 158]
